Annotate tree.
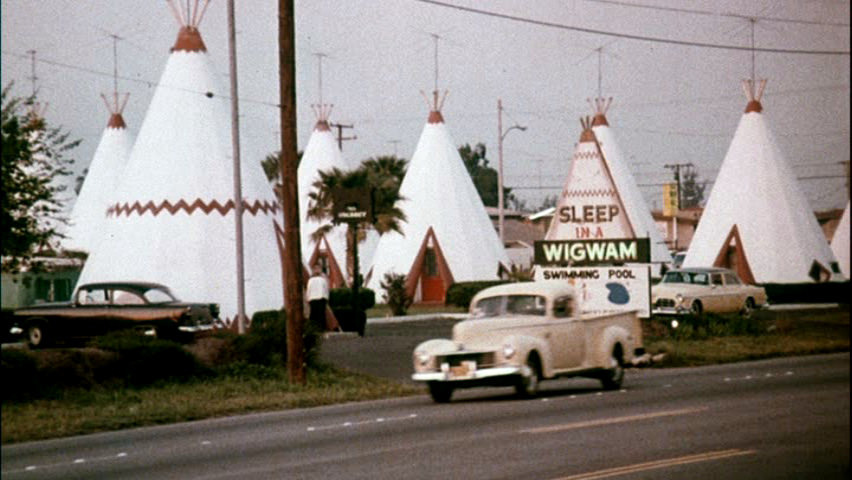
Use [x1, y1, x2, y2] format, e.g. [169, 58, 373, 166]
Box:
[680, 166, 706, 208]
[260, 150, 303, 184]
[2, 85, 78, 268]
[305, 155, 408, 283]
[458, 143, 517, 208]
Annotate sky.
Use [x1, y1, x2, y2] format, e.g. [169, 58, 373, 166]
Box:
[2, 0, 849, 213]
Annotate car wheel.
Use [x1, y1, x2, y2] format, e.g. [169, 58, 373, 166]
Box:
[741, 298, 756, 318]
[27, 322, 47, 349]
[515, 354, 541, 398]
[600, 346, 625, 390]
[428, 382, 453, 403]
[690, 300, 703, 316]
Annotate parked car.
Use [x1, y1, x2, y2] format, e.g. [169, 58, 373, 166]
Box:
[12, 282, 220, 348]
[651, 267, 767, 316]
[411, 281, 644, 403]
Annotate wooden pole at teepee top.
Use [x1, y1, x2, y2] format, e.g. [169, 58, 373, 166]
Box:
[278, 0, 306, 384]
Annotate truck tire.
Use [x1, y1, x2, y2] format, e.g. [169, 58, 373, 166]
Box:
[428, 382, 453, 403]
[600, 346, 624, 390]
[515, 354, 541, 398]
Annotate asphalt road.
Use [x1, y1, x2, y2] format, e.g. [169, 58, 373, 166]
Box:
[2, 350, 848, 479]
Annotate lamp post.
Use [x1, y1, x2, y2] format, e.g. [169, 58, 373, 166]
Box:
[497, 98, 526, 245]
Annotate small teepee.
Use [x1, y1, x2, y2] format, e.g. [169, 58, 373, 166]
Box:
[65, 91, 133, 253]
[77, 1, 283, 323]
[589, 97, 671, 266]
[298, 104, 353, 288]
[683, 80, 841, 283]
[366, 92, 509, 302]
[831, 202, 850, 279]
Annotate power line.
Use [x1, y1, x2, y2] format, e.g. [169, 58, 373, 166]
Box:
[414, 0, 850, 55]
[584, 0, 850, 27]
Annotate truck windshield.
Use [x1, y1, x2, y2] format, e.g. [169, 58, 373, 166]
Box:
[472, 295, 546, 317]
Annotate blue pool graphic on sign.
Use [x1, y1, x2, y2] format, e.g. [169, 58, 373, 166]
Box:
[605, 283, 630, 305]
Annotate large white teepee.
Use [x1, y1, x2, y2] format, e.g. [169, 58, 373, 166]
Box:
[78, 4, 283, 322]
[683, 80, 841, 283]
[367, 97, 509, 302]
[831, 202, 850, 278]
[589, 98, 671, 266]
[65, 96, 133, 253]
[298, 106, 354, 288]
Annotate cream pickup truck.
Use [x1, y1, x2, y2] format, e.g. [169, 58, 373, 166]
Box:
[412, 281, 644, 403]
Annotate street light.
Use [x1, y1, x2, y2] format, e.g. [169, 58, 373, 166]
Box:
[497, 98, 526, 246]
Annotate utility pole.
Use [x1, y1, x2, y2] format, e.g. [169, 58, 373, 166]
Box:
[226, 0, 247, 334]
[497, 98, 526, 245]
[278, 0, 306, 385]
[329, 122, 357, 151]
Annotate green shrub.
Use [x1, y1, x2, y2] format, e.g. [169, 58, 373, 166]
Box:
[380, 273, 412, 316]
[445, 281, 509, 309]
[329, 287, 376, 311]
[240, 309, 323, 368]
[92, 331, 209, 387]
[1, 348, 39, 401]
[763, 281, 850, 304]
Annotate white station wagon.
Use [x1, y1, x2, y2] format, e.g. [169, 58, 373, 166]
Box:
[652, 267, 768, 316]
[412, 282, 644, 403]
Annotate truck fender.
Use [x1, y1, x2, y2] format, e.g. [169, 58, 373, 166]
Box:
[413, 338, 457, 356]
[500, 334, 553, 378]
[597, 325, 632, 367]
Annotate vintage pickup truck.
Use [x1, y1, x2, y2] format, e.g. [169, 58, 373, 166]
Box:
[412, 281, 644, 402]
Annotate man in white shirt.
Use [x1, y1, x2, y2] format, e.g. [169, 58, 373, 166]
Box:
[306, 265, 330, 330]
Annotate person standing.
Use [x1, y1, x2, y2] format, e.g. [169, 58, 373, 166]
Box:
[306, 265, 330, 330]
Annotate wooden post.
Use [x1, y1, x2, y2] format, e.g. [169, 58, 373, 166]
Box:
[278, 0, 305, 384]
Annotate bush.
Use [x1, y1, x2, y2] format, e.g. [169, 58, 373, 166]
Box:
[763, 281, 850, 305]
[237, 309, 323, 368]
[329, 287, 376, 311]
[445, 281, 509, 309]
[91, 331, 209, 387]
[2, 348, 39, 401]
[380, 272, 412, 316]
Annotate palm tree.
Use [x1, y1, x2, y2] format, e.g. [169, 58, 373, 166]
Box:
[305, 155, 408, 286]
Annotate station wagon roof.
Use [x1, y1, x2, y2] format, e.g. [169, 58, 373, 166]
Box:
[472, 281, 575, 300]
[668, 267, 733, 274]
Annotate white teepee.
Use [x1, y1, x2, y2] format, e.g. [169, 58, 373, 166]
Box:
[830, 202, 850, 279]
[78, 2, 283, 322]
[366, 95, 509, 302]
[589, 97, 672, 266]
[683, 80, 841, 283]
[298, 105, 354, 288]
[65, 95, 133, 253]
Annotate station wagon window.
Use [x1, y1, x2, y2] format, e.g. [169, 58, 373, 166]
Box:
[723, 273, 741, 285]
[711, 273, 724, 286]
[553, 296, 573, 318]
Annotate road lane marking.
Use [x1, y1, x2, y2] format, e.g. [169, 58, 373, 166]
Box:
[307, 413, 418, 432]
[551, 448, 757, 480]
[520, 407, 709, 434]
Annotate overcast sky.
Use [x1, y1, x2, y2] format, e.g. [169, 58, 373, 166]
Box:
[2, 0, 849, 212]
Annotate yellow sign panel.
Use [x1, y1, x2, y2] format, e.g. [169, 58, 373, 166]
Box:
[663, 183, 679, 216]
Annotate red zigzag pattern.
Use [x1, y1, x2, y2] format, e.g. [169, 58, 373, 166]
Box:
[562, 188, 617, 198]
[107, 198, 280, 218]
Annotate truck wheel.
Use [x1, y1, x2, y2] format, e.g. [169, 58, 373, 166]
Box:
[428, 382, 453, 403]
[515, 354, 541, 398]
[741, 298, 756, 318]
[600, 347, 624, 390]
[27, 322, 47, 349]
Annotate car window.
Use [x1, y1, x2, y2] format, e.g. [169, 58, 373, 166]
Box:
[711, 274, 724, 286]
[724, 273, 741, 285]
[113, 290, 145, 305]
[472, 296, 503, 318]
[144, 287, 175, 303]
[79, 288, 108, 305]
[663, 272, 688, 284]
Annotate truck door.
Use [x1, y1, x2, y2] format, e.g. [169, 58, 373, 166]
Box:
[550, 296, 585, 369]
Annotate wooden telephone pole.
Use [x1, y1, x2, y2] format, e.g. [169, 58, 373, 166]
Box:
[278, 0, 306, 384]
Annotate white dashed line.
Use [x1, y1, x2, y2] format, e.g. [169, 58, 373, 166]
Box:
[307, 413, 418, 432]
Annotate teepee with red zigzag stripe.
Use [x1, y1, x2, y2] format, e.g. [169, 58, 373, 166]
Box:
[683, 80, 842, 283]
[78, 1, 284, 323]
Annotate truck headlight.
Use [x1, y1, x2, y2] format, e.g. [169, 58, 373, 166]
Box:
[415, 351, 431, 367]
[502, 344, 516, 360]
